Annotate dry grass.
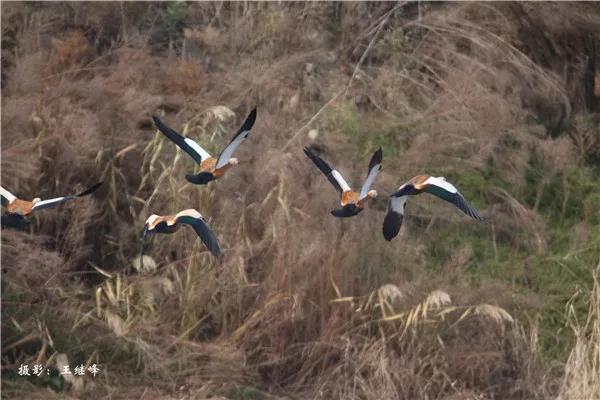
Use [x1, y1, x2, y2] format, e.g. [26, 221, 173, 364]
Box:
[1, 2, 599, 399]
[47, 30, 93, 76]
[558, 262, 600, 400]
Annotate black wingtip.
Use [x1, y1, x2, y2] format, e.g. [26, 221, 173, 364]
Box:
[303, 146, 315, 160]
[374, 147, 383, 161]
[460, 197, 485, 222]
[211, 246, 222, 258]
[382, 211, 402, 241]
[467, 207, 484, 221]
[303, 146, 333, 175]
[206, 228, 221, 258]
[205, 226, 221, 259]
[303, 147, 316, 166]
[77, 181, 103, 197]
[368, 147, 383, 171]
[152, 115, 174, 133]
[240, 107, 257, 132]
[151, 115, 164, 128]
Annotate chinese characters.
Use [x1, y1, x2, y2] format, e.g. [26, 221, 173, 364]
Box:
[18, 363, 100, 377]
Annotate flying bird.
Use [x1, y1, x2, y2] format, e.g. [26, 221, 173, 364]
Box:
[140, 209, 221, 268]
[1, 182, 103, 229]
[382, 175, 484, 241]
[304, 147, 382, 217]
[152, 108, 257, 185]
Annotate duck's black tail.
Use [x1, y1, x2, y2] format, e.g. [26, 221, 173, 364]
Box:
[1, 214, 29, 230]
[330, 205, 362, 218]
[185, 172, 215, 185]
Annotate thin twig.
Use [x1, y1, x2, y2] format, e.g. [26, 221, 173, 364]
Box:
[282, 4, 403, 152]
[281, 89, 344, 152]
[344, 13, 391, 98]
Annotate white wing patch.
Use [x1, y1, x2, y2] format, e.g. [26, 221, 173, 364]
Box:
[184, 138, 211, 162]
[331, 170, 352, 192]
[175, 209, 203, 220]
[216, 131, 249, 169]
[0, 186, 17, 203]
[32, 197, 66, 210]
[145, 214, 160, 225]
[389, 195, 408, 215]
[424, 176, 458, 193]
[359, 164, 382, 200]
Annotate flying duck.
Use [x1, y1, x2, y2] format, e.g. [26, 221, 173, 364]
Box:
[382, 175, 484, 241]
[140, 209, 221, 268]
[152, 108, 257, 185]
[1, 182, 103, 229]
[304, 147, 382, 217]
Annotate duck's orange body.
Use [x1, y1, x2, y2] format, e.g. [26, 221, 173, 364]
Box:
[341, 190, 358, 206]
[341, 190, 375, 208]
[410, 174, 431, 189]
[199, 157, 234, 178]
[7, 199, 35, 216]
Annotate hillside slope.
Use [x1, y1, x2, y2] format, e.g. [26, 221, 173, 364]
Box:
[1, 3, 599, 399]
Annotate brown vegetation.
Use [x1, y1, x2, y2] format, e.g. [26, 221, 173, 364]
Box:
[1, 2, 599, 399]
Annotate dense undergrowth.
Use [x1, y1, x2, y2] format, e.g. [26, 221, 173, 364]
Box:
[1, 2, 599, 399]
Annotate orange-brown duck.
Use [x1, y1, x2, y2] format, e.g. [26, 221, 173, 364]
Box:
[152, 108, 257, 185]
[383, 175, 484, 241]
[304, 147, 382, 218]
[140, 209, 221, 268]
[1, 182, 102, 229]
